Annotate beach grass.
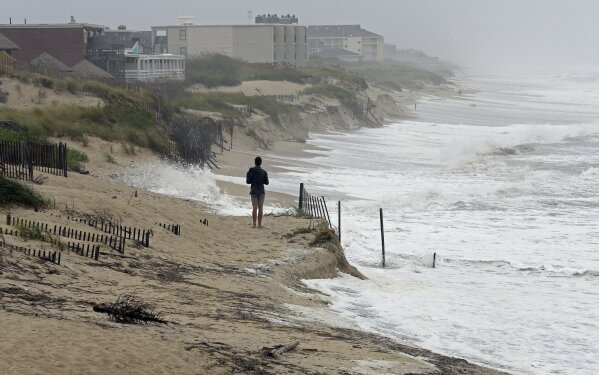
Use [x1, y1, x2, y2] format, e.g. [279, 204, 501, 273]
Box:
[0, 176, 53, 210]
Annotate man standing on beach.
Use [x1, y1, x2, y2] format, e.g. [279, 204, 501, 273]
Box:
[246, 156, 269, 228]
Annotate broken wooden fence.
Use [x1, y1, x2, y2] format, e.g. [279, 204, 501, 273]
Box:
[2, 242, 61, 265]
[6, 215, 125, 253]
[298, 183, 333, 228]
[157, 223, 181, 235]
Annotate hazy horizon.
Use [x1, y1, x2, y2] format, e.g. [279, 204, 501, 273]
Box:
[2, 0, 598, 71]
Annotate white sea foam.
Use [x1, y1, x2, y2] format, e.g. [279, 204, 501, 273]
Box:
[113, 160, 287, 216]
[291, 73, 599, 374]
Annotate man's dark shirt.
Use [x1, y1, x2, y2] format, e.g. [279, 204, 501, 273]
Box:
[246, 166, 269, 195]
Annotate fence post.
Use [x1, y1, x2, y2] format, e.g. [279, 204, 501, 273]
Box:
[298, 183, 304, 211]
[338, 201, 341, 242]
[380, 208, 385, 268]
[62, 143, 68, 177]
[27, 142, 33, 180]
[322, 197, 332, 228]
[432, 252, 436, 268]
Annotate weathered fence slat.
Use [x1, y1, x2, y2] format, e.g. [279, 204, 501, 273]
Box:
[0, 139, 68, 180]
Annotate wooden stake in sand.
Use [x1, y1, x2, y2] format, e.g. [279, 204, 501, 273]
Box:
[380, 208, 385, 268]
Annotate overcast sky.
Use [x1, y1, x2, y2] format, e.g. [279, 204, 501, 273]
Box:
[2, 0, 599, 70]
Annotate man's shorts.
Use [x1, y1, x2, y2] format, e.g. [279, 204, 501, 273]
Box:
[251, 194, 265, 208]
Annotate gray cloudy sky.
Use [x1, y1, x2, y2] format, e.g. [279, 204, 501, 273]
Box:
[2, 0, 599, 70]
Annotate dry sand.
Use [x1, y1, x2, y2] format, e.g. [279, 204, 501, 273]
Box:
[0, 136, 508, 374]
[190, 80, 311, 96]
[0, 77, 102, 110]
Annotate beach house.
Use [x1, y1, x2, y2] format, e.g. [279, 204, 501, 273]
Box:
[123, 42, 185, 82]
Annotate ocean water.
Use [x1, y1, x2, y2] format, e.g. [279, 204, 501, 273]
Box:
[116, 72, 599, 374]
[272, 72, 599, 374]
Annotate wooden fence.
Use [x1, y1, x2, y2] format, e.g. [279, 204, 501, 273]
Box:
[6, 216, 125, 253]
[0, 140, 68, 180]
[265, 93, 301, 103]
[63, 215, 153, 247]
[298, 183, 333, 228]
[157, 223, 181, 235]
[2, 242, 61, 265]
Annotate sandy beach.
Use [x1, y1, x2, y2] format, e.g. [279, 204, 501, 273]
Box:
[0, 129, 508, 375]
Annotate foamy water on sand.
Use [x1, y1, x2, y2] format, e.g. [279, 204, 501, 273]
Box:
[114, 160, 288, 216]
[271, 72, 599, 374]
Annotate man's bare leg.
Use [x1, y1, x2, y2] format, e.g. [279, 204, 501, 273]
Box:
[258, 207, 264, 228]
[258, 203, 264, 228]
[252, 206, 258, 228]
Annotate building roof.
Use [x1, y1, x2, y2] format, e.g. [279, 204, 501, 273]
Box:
[72, 59, 114, 79]
[307, 25, 381, 38]
[0, 33, 19, 50]
[30, 52, 72, 72]
[0, 23, 104, 30]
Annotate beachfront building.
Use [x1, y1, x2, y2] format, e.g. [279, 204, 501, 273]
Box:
[123, 42, 185, 82]
[151, 22, 307, 66]
[0, 22, 105, 66]
[307, 25, 384, 62]
[85, 26, 153, 79]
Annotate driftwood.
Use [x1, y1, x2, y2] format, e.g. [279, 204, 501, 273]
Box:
[93, 294, 168, 324]
[262, 341, 300, 358]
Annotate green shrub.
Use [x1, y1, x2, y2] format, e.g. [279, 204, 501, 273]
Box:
[186, 54, 243, 87]
[0, 102, 170, 154]
[66, 148, 89, 171]
[303, 84, 355, 100]
[0, 176, 52, 210]
[174, 92, 290, 119]
[309, 226, 338, 247]
[57, 77, 78, 94]
[33, 77, 55, 89]
[104, 153, 116, 164]
[121, 142, 136, 155]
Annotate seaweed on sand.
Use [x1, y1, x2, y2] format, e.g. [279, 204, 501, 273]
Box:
[93, 294, 168, 324]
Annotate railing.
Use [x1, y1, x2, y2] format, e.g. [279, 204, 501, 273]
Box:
[124, 68, 185, 82]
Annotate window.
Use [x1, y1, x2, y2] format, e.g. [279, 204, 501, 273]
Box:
[179, 29, 187, 41]
[180, 47, 187, 56]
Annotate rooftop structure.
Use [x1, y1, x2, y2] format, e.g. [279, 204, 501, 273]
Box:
[307, 24, 384, 62]
[151, 23, 307, 66]
[255, 14, 298, 24]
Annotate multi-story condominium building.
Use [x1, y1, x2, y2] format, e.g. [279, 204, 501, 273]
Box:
[307, 25, 384, 62]
[0, 23, 105, 66]
[151, 23, 307, 66]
